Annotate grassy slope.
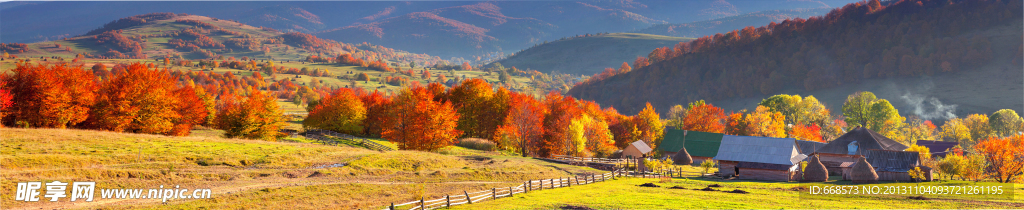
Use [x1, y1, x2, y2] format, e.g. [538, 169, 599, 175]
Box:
[0, 128, 603, 209]
[453, 167, 1024, 209]
[492, 33, 693, 75]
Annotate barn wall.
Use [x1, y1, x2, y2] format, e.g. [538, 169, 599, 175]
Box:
[718, 161, 738, 176]
[622, 146, 642, 159]
[738, 168, 793, 182]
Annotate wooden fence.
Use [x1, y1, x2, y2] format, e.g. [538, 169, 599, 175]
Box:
[304, 129, 395, 151]
[384, 169, 662, 210]
[550, 155, 625, 164]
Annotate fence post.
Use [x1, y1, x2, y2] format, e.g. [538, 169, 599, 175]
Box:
[576, 176, 580, 185]
[592, 174, 596, 183]
[509, 187, 512, 196]
[465, 190, 472, 204]
[420, 197, 424, 210]
[390, 203, 394, 210]
[446, 194, 451, 208]
[492, 188, 496, 200]
[528, 180, 531, 191]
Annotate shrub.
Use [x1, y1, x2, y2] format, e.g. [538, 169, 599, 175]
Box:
[457, 138, 496, 151]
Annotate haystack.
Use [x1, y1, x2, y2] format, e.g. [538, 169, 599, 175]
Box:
[851, 157, 878, 184]
[673, 147, 693, 165]
[803, 155, 829, 182]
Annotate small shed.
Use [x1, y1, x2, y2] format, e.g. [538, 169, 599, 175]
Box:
[915, 140, 959, 159]
[714, 135, 806, 181]
[622, 140, 653, 159]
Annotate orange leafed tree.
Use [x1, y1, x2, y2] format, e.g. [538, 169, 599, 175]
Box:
[494, 92, 546, 157]
[745, 106, 786, 138]
[539, 91, 581, 157]
[0, 80, 13, 126]
[790, 124, 824, 142]
[169, 85, 210, 136]
[724, 112, 748, 136]
[974, 135, 1024, 183]
[3, 63, 97, 128]
[88, 63, 181, 134]
[382, 85, 462, 151]
[215, 88, 285, 140]
[604, 107, 636, 148]
[358, 90, 391, 137]
[304, 88, 366, 135]
[449, 78, 496, 138]
[633, 102, 664, 148]
[681, 103, 725, 133]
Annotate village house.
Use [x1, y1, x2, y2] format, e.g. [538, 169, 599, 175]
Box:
[622, 140, 653, 159]
[812, 127, 909, 176]
[714, 135, 806, 182]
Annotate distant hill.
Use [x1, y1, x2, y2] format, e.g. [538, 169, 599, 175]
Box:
[569, 0, 1024, 117]
[2, 13, 447, 66]
[317, 2, 659, 59]
[1, 0, 863, 59]
[488, 33, 693, 75]
[634, 8, 832, 38]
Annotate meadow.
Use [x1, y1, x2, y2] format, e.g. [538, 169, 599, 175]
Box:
[0, 128, 603, 209]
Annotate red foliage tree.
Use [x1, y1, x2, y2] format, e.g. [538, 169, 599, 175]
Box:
[2, 63, 97, 128]
[382, 85, 462, 151]
[681, 103, 725, 133]
[494, 92, 546, 157]
[975, 135, 1024, 183]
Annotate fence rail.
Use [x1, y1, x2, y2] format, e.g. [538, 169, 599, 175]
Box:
[304, 129, 395, 151]
[384, 168, 673, 210]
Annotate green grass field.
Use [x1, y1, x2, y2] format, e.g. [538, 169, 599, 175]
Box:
[452, 173, 1024, 209]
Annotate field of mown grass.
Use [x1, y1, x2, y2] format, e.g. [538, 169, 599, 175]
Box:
[0, 128, 603, 209]
[451, 169, 1024, 209]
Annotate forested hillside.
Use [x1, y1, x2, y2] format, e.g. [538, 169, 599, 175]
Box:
[487, 33, 693, 75]
[570, 0, 1024, 115]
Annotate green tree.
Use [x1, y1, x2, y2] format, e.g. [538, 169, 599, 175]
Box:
[989, 109, 1023, 137]
[867, 99, 906, 142]
[842, 91, 877, 128]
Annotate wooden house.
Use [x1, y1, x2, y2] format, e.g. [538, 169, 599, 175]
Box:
[714, 135, 806, 181]
[813, 127, 909, 175]
[622, 140, 653, 159]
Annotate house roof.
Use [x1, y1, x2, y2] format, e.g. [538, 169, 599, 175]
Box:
[816, 127, 908, 155]
[659, 129, 687, 153]
[628, 140, 653, 154]
[915, 140, 959, 158]
[796, 140, 826, 155]
[682, 130, 725, 157]
[714, 135, 803, 166]
[865, 149, 920, 172]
